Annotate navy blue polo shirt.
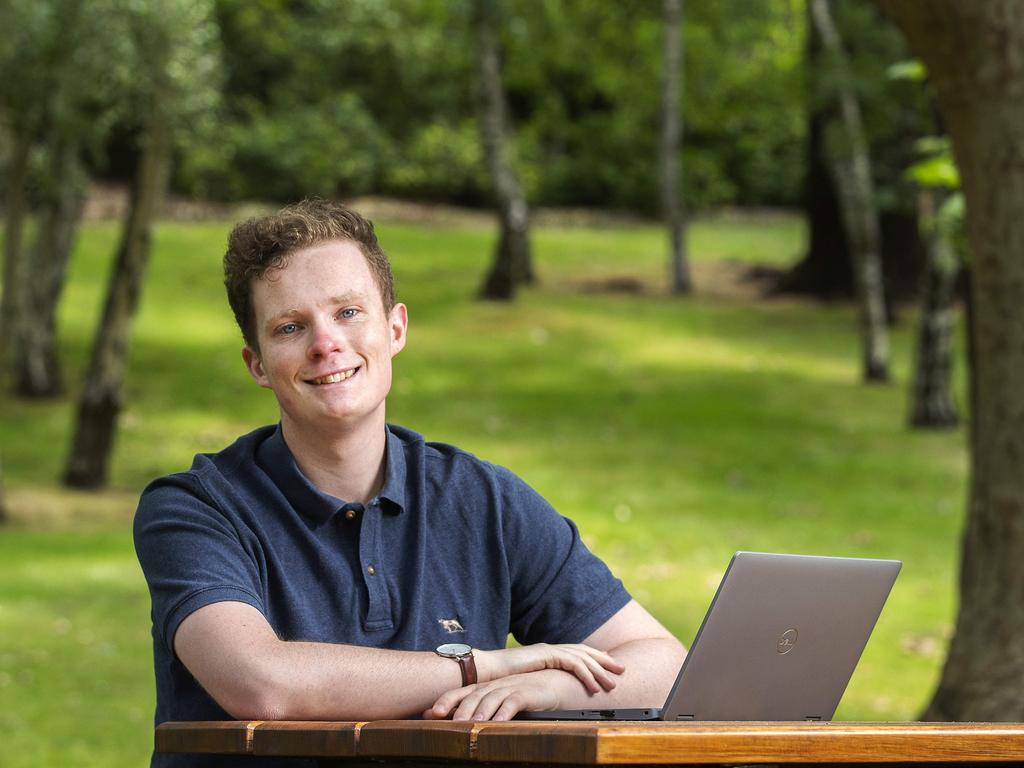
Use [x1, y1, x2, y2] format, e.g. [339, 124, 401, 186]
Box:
[134, 423, 630, 767]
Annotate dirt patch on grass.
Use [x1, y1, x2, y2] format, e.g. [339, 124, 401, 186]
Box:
[3, 486, 138, 530]
[568, 260, 785, 302]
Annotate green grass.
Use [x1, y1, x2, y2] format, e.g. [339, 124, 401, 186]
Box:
[0, 209, 967, 765]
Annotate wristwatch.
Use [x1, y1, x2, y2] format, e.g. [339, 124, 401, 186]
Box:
[435, 642, 478, 686]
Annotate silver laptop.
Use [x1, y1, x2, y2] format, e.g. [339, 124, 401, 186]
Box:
[518, 551, 901, 721]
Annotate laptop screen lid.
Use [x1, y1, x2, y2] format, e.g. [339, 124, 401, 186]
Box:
[517, 551, 900, 721]
[663, 551, 901, 721]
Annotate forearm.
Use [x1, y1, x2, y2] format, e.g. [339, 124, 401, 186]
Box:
[229, 641, 467, 720]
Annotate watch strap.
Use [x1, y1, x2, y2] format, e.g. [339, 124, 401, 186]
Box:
[456, 652, 478, 686]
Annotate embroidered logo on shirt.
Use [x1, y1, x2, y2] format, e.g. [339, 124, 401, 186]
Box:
[438, 618, 465, 634]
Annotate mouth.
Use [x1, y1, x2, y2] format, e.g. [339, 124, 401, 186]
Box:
[306, 367, 359, 385]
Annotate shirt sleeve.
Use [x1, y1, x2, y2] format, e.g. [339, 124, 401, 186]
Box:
[134, 472, 266, 656]
[493, 465, 631, 645]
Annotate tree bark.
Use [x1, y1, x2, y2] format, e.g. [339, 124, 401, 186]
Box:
[779, 2, 927, 309]
[661, 0, 691, 295]
[0, 130, 33, 376]
[879, 0, 1024, 721]
[63, 116, 170, 488]
[810, 0, 890, 382]
[14, 134, 87, 398]
[474, 0, 533, 301]
[0, 454, 7, 524]
[909, 190, 960, 428]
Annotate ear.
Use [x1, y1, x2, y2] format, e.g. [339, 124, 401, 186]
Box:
[242, 346, 271, 388]
[389, 303, 408, 358]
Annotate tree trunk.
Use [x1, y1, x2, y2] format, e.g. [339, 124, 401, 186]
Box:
[908, 190, 960, 428]
[14, 134, 87, 398]
[63, 117, 170, 489]
[0, 131, 33, 376]
[879, 0, 1024, 722]
[778, 3, 927, 309]
[0, 454, 7, 524]
[810, 0, 890, 382]
[661, 0, 691, 295]
[474, 0, 532, 301]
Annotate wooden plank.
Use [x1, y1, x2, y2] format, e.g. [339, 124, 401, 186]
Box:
[250, 721, 363, 757]
[475, 721, 599, 763]
[155, 720, 1024, 764]
[590, 722, 1024, 765]
[155, 720, 258, 754]
[358, 720, 478, 760]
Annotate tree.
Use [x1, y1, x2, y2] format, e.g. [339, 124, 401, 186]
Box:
[809, 0, 889, 381]
[879, 0, 1024, 721]
[7, 0, 130, 398]
[63, 0, 220, 488]
[779, 0, 932, 307]
[0, 0, 52, 378]
[0, 454, 7, 524]
[661, 0, 691, 295]
[904, 132, 963, 430]
[474, 0, 533, 301]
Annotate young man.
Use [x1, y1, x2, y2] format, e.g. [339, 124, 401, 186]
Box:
[134, 200, 684, 764]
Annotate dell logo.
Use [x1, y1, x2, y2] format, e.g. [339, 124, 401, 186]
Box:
[777, 628, 799, 654]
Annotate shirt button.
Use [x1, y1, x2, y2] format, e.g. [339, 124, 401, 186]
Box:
[345, 509, 357, 521]
[367, 564, 376, 576]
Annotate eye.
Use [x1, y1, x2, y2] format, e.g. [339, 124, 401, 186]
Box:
[340, 308, 359, 319]
[277, 322, 300, 335]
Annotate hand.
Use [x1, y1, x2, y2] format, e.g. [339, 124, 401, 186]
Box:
[424, 670, 564, 722]
[476, 643, 625, 694]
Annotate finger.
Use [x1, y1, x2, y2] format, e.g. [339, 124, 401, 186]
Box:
[570, 643, 626, 673]
[451, 686, 492, 721]
[558, 651, 602, 693]
[427, 686, 472, 720]
[468, 686, 522, 722]
[492, 694, 527, 721]
[571, 649, 621, 691]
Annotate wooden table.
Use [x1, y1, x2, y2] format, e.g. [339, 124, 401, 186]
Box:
[156, 720, 1024, 765]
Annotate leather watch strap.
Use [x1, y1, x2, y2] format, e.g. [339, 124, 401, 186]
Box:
[456, 653, 478, 686]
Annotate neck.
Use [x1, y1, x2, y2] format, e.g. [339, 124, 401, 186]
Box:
[280, 415, 388, 504]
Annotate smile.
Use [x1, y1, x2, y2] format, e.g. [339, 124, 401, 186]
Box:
[307, 368, 358, 385]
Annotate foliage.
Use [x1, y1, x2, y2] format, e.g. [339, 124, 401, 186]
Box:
[172, 0, 806, 210]
[0, 213, 967, 764]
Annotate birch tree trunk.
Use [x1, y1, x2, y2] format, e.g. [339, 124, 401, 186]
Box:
[63, 114, 170, 488]
[0, 131, 32, 375]
[880, 0, 1024, 721]
[474, 0, 533, 301]
[810, 0, 890, 382]
[14, 134, 87, 398]
[0, 455, 7, 524]
[909, 190, 960, 428]
[661, 0, 691, 295]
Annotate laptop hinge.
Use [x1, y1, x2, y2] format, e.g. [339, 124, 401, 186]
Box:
[676, 714, 695, 720]
[805, 716, 822, 721]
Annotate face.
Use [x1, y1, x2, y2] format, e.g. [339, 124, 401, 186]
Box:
[242, 239, 407, 437]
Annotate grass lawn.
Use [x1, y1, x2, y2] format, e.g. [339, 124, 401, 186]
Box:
[0, 209, 966, 766]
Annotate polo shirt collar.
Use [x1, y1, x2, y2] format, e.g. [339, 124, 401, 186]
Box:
[256, 424, 406, 524]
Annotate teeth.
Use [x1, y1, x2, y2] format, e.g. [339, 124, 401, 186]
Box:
[311, 369, 355, 385]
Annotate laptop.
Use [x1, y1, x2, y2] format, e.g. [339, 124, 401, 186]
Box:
[518, 551, 901, 721]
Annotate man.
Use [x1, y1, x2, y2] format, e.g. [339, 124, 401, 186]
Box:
[134, 200, 684, 764]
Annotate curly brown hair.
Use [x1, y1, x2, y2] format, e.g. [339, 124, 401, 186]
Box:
[223, 199, 396, 350]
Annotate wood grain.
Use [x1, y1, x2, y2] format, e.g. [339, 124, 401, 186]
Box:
[155, 720, 1024, 764]
[155, 720, 258, 754]
[358, 719, 478, 760]
[250, 721, 362, 757]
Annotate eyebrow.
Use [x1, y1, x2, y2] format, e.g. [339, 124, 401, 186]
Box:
[264, 292, 368, 326]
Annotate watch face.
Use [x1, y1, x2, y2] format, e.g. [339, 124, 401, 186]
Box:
[436, 643, 472, 658]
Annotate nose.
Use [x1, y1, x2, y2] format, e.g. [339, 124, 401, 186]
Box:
[307, 320, 344, 359]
